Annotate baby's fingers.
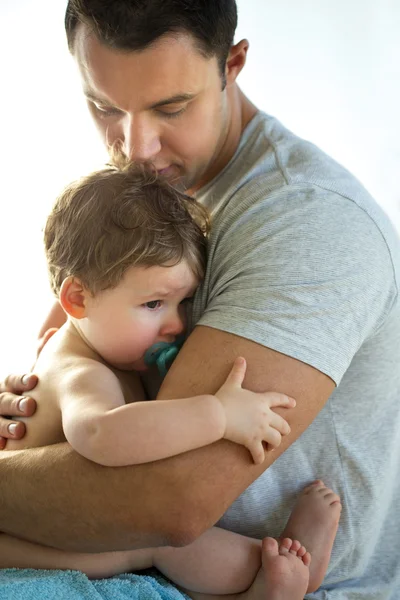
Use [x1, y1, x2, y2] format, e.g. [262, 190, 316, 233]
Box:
[224, 357, 247, 388]
[249, 441, 265, 465]
[263, 427, 283, 449]
[268, 412, 291, 436]
[264, 393, 296, 409]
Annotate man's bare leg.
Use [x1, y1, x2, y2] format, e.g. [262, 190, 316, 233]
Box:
[280, 480, 342, 593]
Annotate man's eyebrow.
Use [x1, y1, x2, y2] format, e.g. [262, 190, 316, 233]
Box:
[149, 94, 195, 109]
[83, 90, 195, 109]
[84, 90, 113, 105]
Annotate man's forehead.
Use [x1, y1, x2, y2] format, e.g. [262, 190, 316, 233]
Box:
[73, 24, 219, 107]
[74, 23, 212, 77]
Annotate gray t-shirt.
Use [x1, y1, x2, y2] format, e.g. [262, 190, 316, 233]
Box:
[191, 112, 400, 599]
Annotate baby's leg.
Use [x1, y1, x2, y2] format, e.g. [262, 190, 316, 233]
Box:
[1, 480, 340, 598]
[0, 527, 258, 590]
[151, 527, 262, 595]
[178, 480, 340, 600]
[183, 538, 310, 600]
[0, 532, 153, 579]
[280, 480, 341, 592]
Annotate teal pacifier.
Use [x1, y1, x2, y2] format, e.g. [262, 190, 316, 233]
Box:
[144, 337, 185, 377]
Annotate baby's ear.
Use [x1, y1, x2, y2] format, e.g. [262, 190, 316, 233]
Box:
[59, 277, 89, 319]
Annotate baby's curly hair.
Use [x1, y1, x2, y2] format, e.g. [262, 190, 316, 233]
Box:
[44, 163, 210, 297]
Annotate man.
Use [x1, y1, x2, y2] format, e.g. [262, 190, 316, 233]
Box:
[1, 1, 399, 598]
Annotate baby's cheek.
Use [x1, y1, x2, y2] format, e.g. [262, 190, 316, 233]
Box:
[117, 328, 152, 359]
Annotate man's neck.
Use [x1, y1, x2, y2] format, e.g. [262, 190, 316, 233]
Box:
[237, 86, 259, 133]
[189, 85, 258, 196]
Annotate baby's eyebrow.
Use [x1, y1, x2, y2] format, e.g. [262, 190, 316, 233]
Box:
[140, 284, 194, 299]
[138, 289, 173, 299]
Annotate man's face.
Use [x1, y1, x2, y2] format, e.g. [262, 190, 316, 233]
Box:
[73, 28, 232, 193]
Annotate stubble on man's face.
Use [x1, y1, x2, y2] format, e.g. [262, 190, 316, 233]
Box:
[72, 26, 233, 193]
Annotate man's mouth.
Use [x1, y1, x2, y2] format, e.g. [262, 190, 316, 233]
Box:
[157, 165, 182, 179]
[157, 165, 173, 176]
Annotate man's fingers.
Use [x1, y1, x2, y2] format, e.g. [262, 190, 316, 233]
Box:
[0, 373, 38, 395]
[0, 392, 36, 418]
[0, 417, 26, 440]
[265, 393, 296, 409]
[0, 389, 36, 447]
[225, 357, 247, 387]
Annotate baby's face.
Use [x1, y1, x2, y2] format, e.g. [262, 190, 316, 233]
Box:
[79, 260, 199, 370]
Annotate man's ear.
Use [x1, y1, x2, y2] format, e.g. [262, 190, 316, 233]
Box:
[59, 277, 90, 319]
[225, 39, 249, 87]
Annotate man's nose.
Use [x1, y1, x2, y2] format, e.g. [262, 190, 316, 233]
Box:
[122, 114, 161, 163]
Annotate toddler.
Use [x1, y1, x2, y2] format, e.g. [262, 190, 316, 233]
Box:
[2, 165, 340, 600]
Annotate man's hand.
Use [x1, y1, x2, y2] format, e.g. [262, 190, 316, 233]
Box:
[0, 374, 37, 449]
[0, 327, 58, 449]
[215, 357, 296, 464]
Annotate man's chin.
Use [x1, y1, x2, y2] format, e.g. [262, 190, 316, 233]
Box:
[158, 166, 189, 191]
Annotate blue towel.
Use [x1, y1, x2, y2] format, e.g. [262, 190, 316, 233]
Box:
[0, 568, 190, 600]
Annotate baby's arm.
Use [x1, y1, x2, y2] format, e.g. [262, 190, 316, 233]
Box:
[60, 359, 228, 466]
[0, 532, 151, 579]
[61, 358, 295, 467]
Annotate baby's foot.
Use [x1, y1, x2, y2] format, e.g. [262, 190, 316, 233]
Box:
[244, 537, 310, 600]
[281, 480, 342, 592]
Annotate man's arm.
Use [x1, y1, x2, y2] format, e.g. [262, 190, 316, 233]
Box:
[0, 325, 334, 553]
[156, 325, 335, 527]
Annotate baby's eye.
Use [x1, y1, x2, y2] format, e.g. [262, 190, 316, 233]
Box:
[144, 300, 162, 310]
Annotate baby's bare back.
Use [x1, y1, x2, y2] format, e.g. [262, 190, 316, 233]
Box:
[6, 322, 145, 451]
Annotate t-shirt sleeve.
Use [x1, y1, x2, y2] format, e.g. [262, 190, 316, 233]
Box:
[196, 184, 397, 385]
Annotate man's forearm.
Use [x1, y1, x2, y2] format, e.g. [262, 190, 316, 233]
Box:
[0, 443, 178, 552]
[0, 439, 258, 553]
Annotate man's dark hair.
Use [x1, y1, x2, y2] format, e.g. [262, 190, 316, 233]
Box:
[65, 0, 238, 78]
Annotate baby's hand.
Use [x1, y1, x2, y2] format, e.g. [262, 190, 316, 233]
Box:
[215, 357, 296, 464]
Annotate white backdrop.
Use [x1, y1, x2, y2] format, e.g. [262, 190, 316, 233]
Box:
[0, 0, 399, 376]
